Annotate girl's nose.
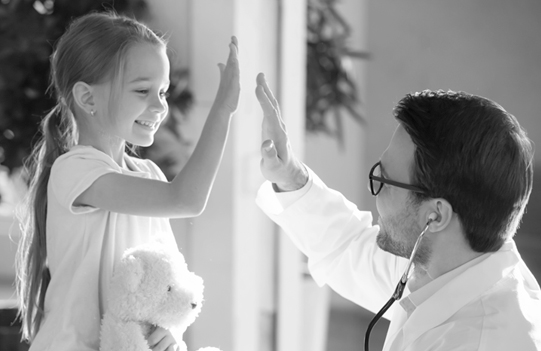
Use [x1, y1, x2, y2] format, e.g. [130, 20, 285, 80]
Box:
[150, 96, 168, 114]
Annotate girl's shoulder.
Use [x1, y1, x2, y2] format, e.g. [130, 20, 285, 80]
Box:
[52, 145, 166, 181]
[54, 145, 118, 169]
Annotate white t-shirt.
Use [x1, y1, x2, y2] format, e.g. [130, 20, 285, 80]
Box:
[30, 146, 178, 351]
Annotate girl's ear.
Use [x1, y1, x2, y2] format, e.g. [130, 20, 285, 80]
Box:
[72, 81, 95, 115]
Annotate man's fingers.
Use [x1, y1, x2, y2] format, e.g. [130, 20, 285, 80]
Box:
[256, 73, 281, 116]
[255, 84, 277, 117]
[256, 73, 286, 132]
[256, 85, 287, 147]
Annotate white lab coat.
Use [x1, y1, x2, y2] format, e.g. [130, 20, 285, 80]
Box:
[256, 168, 541, 350]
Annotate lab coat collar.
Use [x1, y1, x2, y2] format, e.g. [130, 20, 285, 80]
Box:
[400, 240, 521, 348]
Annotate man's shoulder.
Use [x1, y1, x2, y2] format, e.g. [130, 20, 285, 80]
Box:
[481, 266, 541, 316]
[472, 268, 541, 347]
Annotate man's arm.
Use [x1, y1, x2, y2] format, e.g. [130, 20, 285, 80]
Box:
[254, 73, 406, 315]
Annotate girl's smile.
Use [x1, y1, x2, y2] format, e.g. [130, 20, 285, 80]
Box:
[79, 41, 171, 163]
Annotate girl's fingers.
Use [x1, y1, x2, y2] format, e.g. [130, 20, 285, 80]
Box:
[151, 337, 175, 351]
[228, 37, 239, 63]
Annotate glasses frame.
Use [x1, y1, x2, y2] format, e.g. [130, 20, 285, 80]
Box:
[368, 161, 427, 196]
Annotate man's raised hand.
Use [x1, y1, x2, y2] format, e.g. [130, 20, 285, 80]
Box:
[255, 73, 308, 192]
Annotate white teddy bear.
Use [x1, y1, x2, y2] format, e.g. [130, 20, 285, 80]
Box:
[99, 243, 220, 351]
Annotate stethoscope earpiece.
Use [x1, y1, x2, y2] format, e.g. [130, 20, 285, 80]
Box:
[427, 213, 438, 223]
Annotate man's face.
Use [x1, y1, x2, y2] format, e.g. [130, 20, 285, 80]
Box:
[375, 125, 431, 265]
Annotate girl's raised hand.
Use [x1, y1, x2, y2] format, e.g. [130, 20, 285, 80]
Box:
[214, 36, 240, 115]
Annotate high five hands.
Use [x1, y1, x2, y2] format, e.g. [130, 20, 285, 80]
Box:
[255, 73, 308, 192]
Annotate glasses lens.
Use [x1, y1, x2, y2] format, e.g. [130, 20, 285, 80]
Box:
[370, 163, 383, 195]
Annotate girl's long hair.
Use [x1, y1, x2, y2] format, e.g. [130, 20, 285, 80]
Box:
[15, 12, 166, 341]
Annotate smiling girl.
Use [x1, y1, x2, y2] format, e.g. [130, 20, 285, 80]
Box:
[16, 12, 239, 351]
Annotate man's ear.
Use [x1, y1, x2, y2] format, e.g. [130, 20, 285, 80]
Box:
[72, 81, 95, 114]
[425, 198, 453, 232]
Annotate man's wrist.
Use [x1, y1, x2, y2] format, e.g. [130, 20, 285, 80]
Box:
[273, 164, 309, 192]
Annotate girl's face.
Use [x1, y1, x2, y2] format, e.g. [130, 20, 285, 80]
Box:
[94, 42, 170, 147]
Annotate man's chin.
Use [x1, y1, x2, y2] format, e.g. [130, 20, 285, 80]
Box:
[376, 229, 408, 259]
[376, 230, 392, 253]
[375, 218, 392, 252]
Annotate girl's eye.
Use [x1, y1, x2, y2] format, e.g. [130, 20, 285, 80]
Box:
[136, 89, 149, 94]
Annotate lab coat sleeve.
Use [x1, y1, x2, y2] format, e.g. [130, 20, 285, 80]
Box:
[256, 167, 408, 315]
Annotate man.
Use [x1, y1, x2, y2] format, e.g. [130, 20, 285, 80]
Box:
[254, 73, 541, 350]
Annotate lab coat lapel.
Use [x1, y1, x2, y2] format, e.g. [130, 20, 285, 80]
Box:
[400, 241, 520, 348]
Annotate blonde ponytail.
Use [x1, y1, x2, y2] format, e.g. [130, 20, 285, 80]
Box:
[16, 104, 76, 341]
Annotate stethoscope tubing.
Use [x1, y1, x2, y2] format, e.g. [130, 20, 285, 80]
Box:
[363, 220, 432, 351]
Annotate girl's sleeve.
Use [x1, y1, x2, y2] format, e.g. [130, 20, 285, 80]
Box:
[50, 148, 120, 214]
[256, 167, 408, 315]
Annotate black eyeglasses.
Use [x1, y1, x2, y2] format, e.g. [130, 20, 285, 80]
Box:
[368, 161, 427, 196]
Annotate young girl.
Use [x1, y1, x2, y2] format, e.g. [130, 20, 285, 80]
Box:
[16, 12, 239, 351]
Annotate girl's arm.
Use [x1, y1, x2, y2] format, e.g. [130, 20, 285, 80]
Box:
[74, 37, 240, 218]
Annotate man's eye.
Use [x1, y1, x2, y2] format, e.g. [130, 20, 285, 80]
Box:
[160, 91, 170, 98]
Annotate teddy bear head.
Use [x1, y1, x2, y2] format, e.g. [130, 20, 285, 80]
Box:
[107, 243, 204, 330]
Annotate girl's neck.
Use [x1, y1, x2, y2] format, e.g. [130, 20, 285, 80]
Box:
[78, 134, 126, 167]
[75, 114, 126, 166]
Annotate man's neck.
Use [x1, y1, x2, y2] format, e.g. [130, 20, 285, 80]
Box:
[408, 249, 484, 292]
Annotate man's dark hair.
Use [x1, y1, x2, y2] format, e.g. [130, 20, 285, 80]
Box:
[394, 90, 534, 252]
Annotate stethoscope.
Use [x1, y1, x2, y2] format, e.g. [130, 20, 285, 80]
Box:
[363, 215, 436, 351]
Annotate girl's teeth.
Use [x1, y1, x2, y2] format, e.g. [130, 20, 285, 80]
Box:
[137, 121, 154, 127]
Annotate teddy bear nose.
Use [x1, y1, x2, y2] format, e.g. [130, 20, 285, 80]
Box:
[191, 302, 197, 309]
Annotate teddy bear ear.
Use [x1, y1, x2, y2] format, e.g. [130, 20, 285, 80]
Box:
[122, 255, 145, 292]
